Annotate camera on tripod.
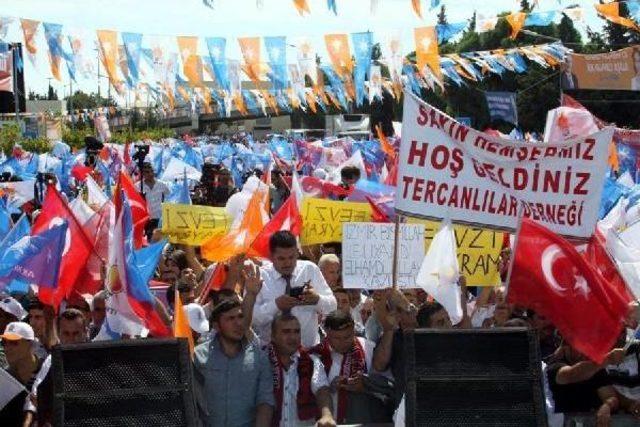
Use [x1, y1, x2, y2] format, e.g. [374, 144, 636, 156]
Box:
[84, 136, 104, 168]
[132, 144, 150, 165]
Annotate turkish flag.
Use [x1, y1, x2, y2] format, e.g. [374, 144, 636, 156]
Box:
[114, 171, 148, 249]
[508, 218, 626, 363]
[74, 201, 113, 296]
[32, 186, 94, 309]
[250, 194, 302, 258]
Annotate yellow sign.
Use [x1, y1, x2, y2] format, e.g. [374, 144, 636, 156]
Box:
[301, 198, 372, 245]
[161, 203, 231, 246]
[408, 218, 504, 287]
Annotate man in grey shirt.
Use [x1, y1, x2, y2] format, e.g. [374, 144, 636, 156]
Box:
[194, 299, 274, 427]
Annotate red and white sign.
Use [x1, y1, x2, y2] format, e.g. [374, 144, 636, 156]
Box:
[0, 51, 13, 92]
[395, 92, 613, 238]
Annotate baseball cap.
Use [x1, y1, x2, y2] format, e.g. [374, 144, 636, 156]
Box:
[1, 321, 35, 341]
[184, 303, 209, 334]
[0, 296, 28, 321]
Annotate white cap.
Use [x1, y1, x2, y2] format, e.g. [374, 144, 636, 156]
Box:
[184, 303, 209, 334]
[1, 321, 35, 341]
[0, 296, 27, 320]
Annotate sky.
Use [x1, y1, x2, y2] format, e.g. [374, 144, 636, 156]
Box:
[0, 0, 604, 101]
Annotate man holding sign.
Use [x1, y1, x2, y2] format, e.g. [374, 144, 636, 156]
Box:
[253, 231, 337, 348]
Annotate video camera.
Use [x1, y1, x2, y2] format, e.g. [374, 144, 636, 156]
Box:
[132, 144, 150, 165]
[84, 136, 104, 168]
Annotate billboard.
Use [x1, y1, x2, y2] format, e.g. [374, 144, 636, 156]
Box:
[562, 46, 640, 91]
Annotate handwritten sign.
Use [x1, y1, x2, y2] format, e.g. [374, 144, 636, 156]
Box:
[161, 203, 231, 245]
[300, 198, 372, 245]
[408, 218, 503, 287]
[342, 223, 425, 289]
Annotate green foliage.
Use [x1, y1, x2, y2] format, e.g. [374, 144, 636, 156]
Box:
[0, 122, 52, 155]
[66, 90, 116, 111]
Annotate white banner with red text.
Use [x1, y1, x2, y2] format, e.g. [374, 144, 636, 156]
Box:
[395, 92, 613, 238]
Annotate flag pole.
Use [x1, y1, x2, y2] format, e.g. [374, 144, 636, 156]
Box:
[392, 214, 402, 289]
[504, 202, 525, 298]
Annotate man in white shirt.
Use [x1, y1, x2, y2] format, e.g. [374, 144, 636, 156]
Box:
[140, 162, 170, 238]
[253, 231, 336, 348]
[308, 310, 378, 425]
[266, 313, 336, 427]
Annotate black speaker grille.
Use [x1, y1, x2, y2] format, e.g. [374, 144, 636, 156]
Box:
[404, 328, 546, 427]
[52, 339, 195, 427]
[59, 391, 186, 427]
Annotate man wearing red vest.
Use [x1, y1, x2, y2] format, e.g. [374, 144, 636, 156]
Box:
[266, 313, 336, 427]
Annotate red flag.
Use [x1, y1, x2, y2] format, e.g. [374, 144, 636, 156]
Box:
[250, 194, 303, 258]
[366, 196, 390, 223]
[584, 230, 633, 309]
[32, 186, 94, 308]
[114, 171, 148, 248]
[74, 202, 112, 295]
[198, 263, 229, 304]
[508, 219, 626, 363]
[385, 158, 398, 186]
[71, 164, 94, 182]
[123, 141, 132, 166]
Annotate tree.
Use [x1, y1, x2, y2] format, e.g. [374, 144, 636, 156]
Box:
[557, 14, 582, 49]
[520, 0, 532, 13]
[47, 85, 58, 101]
[437, 5, 448, 26]
[468, 11, 477, 32]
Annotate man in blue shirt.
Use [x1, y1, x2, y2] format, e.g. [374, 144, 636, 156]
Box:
[194, 300, 274, 427]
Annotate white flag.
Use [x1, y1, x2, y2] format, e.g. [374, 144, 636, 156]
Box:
[86, 175, 109, 208]
[161, 157, 202, 181]
[415, 219, 463, 324]
[606, 228, 640, 300]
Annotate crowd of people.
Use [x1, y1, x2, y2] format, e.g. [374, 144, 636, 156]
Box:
[0, 134, 639, 427]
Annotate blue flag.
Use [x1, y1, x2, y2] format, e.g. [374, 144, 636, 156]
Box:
[351, 32, 373, 107]
[264, 36, 288, 91]
[436, 22, 467, 44]
[42, 23, 64, 76]
[177, 169, 192, 205]
[525, 11, 558, 27]
[206, 37, 229, 91]
[485, 91, 518, 125]
[0, 222, 67, 289]
[0, 202, 11, 240]
[0, 214, 31, 253]
[122, 32, 143, 85]
[328, 0, 337, 15]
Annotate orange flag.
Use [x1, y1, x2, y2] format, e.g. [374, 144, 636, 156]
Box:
[595, 3, 639, 31]
[177, 36, 203, 86]
[411, 0, 422, 18]
[324, 34, 352, 78]
[608, 141, 620, 173]
[506, 12, 527, 39]
[174, 292, 194, 357]
[97, 30, 121, 90]
[201, 190, 267, 262]
[293, 0, 311, 15]
[414, 26, 442, 84]
[20, 19, 39, 55]
[375, 124, 395, 159]
[238, 37, 262, 83]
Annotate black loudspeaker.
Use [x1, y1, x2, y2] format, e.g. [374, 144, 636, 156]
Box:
[404, 328, 546, 427]
[51, 338, 197, 426]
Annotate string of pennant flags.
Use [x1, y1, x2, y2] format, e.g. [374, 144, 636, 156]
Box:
[2, 0, 631, 118]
